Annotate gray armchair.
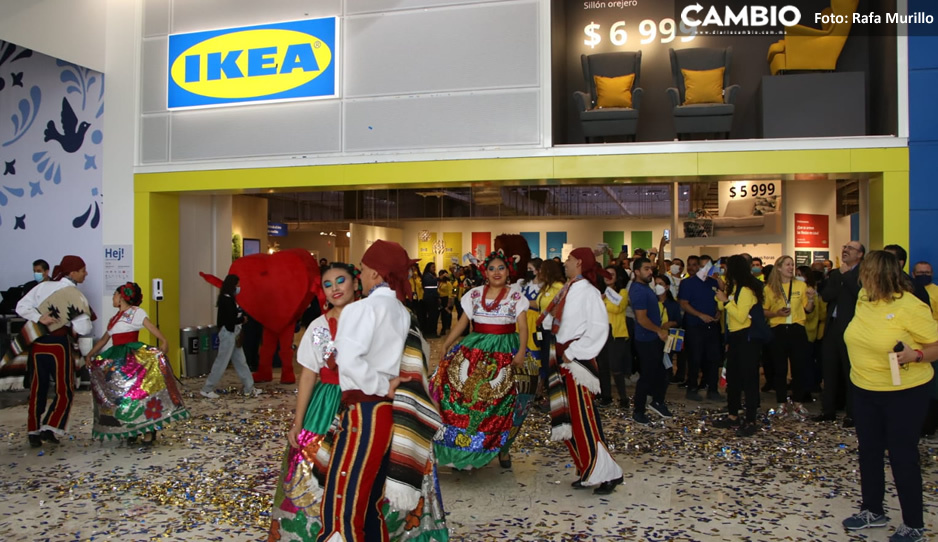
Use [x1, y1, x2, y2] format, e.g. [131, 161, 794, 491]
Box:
[667, 47, 739, 139]
[574, 52, 643, 143]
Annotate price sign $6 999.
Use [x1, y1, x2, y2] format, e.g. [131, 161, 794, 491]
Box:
[584, 19, 696, 48]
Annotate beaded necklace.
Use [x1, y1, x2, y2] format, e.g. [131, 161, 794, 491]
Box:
[481, 284, 508, 312]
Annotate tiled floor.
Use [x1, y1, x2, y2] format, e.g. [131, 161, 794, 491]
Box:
[1, 342, 936, 541]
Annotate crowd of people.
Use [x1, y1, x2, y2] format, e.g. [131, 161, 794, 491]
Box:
[6, 235, 938, 541]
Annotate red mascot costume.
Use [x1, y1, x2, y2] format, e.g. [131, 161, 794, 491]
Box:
[200, 248, 322, 385]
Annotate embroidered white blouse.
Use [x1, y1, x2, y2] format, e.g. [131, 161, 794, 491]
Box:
[460, 284, 529, 326]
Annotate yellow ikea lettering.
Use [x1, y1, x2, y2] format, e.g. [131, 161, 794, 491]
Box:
[170, 29, 332, 99]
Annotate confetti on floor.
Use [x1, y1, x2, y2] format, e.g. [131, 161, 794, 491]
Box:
[1, 344, 936, 541]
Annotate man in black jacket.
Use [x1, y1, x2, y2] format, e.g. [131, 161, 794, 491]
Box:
[814, 241, 865, 427]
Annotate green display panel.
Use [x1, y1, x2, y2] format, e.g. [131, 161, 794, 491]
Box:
[631, 231, 653, 255]
[602, 231, 624, 265]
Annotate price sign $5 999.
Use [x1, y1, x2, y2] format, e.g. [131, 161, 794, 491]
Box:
[584, 19, 696, 48]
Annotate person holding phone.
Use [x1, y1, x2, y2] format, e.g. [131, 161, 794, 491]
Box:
[762, 255, 815, 420]
[840, 251, 938, 542]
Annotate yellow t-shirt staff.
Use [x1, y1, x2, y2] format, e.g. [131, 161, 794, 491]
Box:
[839, 251, 938, 538]
[712, 255, 768, 438]
[761, 256, 815, 413]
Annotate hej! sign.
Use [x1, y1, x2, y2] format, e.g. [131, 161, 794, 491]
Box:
[167, 18, 337, 109]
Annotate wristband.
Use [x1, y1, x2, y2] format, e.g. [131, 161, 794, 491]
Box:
[915, 349, 924, 362]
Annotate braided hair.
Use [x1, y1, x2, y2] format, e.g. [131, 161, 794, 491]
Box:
[116, 282, 143, 306]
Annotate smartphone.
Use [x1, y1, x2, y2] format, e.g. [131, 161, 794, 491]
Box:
[663, 229, 670, 242]
[621, 244, 629, 254]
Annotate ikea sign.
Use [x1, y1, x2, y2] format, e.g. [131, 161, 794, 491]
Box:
[167, 18, 337, 109]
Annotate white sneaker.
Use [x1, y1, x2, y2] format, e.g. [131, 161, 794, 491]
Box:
[200, 390, 219, 399]
[244, 388, 264, 397]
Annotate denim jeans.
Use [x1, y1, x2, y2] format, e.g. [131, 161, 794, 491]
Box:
[203, 327, 255, 393]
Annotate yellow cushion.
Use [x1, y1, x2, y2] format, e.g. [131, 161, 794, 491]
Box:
[593, 73, 635, 108]
[681, 67, 725, 105]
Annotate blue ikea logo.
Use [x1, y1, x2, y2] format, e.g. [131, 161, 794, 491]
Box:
[167, 18, 337, 109]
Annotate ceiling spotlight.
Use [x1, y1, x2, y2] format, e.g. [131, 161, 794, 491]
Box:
[346, 232, 351, 238]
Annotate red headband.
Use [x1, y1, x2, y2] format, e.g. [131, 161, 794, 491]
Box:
[361, 240, 418, 302]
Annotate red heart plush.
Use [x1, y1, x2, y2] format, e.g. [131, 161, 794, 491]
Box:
[229, 249, 320, 332]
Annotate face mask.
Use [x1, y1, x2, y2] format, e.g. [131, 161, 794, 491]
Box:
[795, 276, 806, 282]
[235, 287, 241, 295]
[654, 284, 666, 296]
[752, 266, 762, 275]
[914, 274, 933, 288]
[33, 272, 44, 282]
[670, 265, 681, 276]
[526, 270, 535, 281]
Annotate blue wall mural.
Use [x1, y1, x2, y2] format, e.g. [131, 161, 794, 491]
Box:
[0, 40, 104, 315]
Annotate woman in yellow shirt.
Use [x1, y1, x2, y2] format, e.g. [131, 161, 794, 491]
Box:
[840, 251, 938, 539]
[712, 255, 766, 437]
[598, 265, 630, 408]
[763, 256, 815, 419]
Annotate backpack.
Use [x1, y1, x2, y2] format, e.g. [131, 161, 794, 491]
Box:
[735, 284, 773, 342]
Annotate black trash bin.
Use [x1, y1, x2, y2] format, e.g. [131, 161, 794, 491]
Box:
[179, 327, 199, 377]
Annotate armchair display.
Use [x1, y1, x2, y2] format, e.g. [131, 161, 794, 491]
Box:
[667, 47, 738, 139]
[767, 0, 858, 75]
[573, 52, 643, 143]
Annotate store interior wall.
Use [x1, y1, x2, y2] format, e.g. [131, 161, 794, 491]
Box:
[178, 195, 231, 327]
[268, 232, 339, 262]
[349, 224, 404, 266]
[232, 196, 269, 254]
[399, 217, 671, 269]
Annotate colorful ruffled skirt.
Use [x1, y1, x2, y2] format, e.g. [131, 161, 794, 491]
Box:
[432, 331, 535, 469]
[269, 381, 449, 541]
[89, 343, 189, 440]
[270, 380, 342, 541]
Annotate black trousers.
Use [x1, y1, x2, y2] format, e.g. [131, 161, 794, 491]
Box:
[853, 383, 930, 528]
[771, 324, 809, 404]
[597, 328, 629, 402]
[633, 339, 667, 414]
[821, 325, 852, 417]
[423, 290, 439, 336]
[726, 331, 762, 423]
[439, 296, 452, 333]
[684, 323, 722, 390]
[626, 317, 640, 374]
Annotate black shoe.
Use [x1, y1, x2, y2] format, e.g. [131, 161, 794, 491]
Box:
[736, 422, 758, 437]
[593, 476, 623, 495]
[498, 452, 512, 469]
[842, 417, 855, 428]
[813, 413, 836, 422]
[686, 390, 702, 401]
[632, 411, 651, 425]
[571, 480, 588, 489]
[712, 416, 741, 429]
[677, 381, 689, 389]
[598, 398, 613, 407]
[706, 390, 723, 402]
[619, 397, 630, 409]
[28, 434, 42, 448]
[669, 374, 684, 383]
[40, 430, 60, 444]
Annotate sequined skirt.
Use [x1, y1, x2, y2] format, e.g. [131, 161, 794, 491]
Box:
[432, 331, 531, 470]
[270, 381, 341, 541]
[89, 343, 189, 440]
